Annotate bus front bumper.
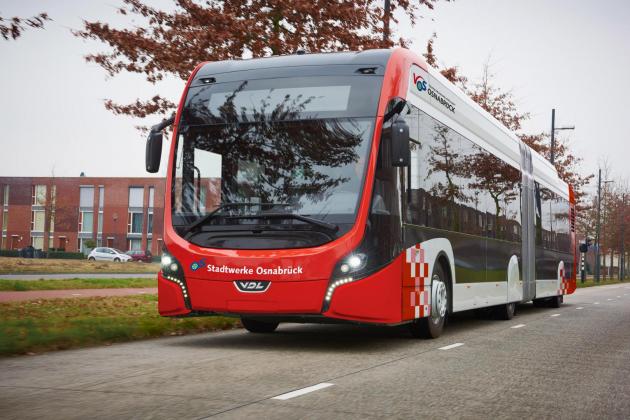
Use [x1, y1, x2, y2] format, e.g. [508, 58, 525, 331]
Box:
[158, 257, 403, 324]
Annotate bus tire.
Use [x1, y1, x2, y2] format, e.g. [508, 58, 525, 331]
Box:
[409, 264, 448, 339]
[494, 302, 516, 320]
[549, 295, 563, 308]
[241, 318, 279, 334]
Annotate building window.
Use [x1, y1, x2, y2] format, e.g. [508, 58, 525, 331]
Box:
[129, 187, 144, 208]
[80, 186, 94, 208]
[2, 210, 7, 231]
[2, 185, 8, 206]
[31, 210, 45, 232]
[32, 185, 46, 206]
[128, 212, 143, 234]
[49, 185, 56, 233]
[128, 238, 142, 251]
[99, 186, 105, 209]
[147, 212, 153, 234]
[31, 236, 44, 250]
[79, 211, 94, 233]
[149, 187, 155, 208]
[98, 212, 103, 234]
[78, 238, 88, 254]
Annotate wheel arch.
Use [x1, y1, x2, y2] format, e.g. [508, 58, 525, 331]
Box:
[435, 251, 453, 314]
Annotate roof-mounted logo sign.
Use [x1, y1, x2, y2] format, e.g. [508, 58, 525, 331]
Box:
[409, 64, 456, 115]
[413, 73, 428, 92]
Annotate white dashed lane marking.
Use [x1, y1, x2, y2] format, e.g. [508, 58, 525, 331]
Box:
[511, 324, 526, 329]
[576, 307, 584, 310]
[551, 314, 561, 317]
[272, 383, 334, 400]
[439, 343, 465, 350]
[594, 302, 600, 305]
[71, 293, 82, 296]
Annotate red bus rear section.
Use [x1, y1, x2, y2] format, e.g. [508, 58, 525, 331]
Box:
[151, 48, 576, 337]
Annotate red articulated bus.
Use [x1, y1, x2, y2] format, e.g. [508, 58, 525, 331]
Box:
[146, 48, 576, 338]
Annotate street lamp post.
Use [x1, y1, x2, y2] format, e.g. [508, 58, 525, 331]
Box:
[550, 108, 575, 164]
[595, 169, 602, 282]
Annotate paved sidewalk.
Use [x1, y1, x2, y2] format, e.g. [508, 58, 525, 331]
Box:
[0, 273, 156, 280]
[0, 287, 157, 303]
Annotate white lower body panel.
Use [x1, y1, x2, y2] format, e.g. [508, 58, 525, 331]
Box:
[536, 279, 559, 298]
[453, 282, 508, 312]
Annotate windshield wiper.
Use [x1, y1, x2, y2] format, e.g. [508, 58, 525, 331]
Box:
[183, 202, 293, 236]
[226, 213, 339, 235]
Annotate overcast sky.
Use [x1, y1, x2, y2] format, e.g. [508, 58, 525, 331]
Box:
[1, 0, 629, 192]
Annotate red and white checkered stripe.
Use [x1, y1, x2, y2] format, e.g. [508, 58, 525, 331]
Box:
[557, 268, 569, 295]
[404, 244, 431, 319]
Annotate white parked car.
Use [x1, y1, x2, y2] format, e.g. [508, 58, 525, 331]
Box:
[87, 247, 132, 262]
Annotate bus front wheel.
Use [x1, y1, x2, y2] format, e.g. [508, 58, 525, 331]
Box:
[409, 264, 448, 339]
[241, 318, 279, 334]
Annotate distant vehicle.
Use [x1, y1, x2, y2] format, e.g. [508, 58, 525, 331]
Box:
[126, 250, 153, 262]
[87, 247, 132, 262]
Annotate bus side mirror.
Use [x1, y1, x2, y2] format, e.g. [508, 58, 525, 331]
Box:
[146, 130, 163, 173]
[579, 243, 588, 253]
[391, 119, 410, 167]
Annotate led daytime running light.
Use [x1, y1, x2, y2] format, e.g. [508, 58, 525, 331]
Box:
[164, 274, 189, 299]
[324, 276, 353, 302]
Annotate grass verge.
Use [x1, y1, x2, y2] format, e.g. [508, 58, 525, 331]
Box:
[576, 278, 625, 288]
[0, 257, 160, 274]
[0, 278, 156, 291]
[0, 294, 240, 356]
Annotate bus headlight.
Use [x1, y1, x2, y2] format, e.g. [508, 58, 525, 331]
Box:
[322, 252, 368, 311]
[339, 253, 367, 274]
[161, 249, 191, 309]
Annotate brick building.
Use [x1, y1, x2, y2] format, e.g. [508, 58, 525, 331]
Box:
[0, 177, 166, 254]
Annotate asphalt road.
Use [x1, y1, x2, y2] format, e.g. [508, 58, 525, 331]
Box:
[2, 284, 630, 419]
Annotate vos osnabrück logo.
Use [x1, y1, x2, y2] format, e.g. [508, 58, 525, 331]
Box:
[413, 71, 455, 114]
[413, 73, 428, 92]
[190, 258, 207, 271]
[234, 280, 271, 293]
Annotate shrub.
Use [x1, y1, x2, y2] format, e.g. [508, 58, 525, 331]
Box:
[0, 250, 20, 257]
[47, 251, 85, 260]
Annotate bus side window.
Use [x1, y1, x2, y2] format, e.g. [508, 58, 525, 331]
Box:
[534, 182, 542, 246]
[404, 105, 421, 224]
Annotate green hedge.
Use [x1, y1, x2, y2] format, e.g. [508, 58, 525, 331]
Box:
[0, 250, 84, 259]
[0, 250, 20, 257]
[47, 251, 85, 260]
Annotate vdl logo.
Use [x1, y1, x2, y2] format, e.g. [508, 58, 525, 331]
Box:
[234, 280, 271, 293]
[413, 73, 428, 92]
[190, 258, 207, 271]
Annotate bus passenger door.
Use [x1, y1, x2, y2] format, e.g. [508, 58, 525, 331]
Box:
[520, 145, 536, 302]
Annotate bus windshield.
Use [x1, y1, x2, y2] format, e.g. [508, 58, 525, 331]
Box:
[172, 75, 381, 249]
